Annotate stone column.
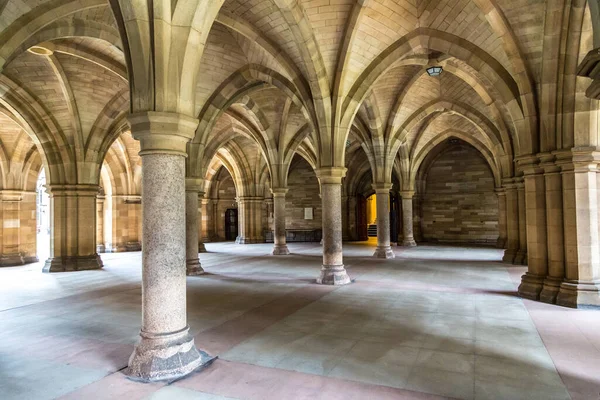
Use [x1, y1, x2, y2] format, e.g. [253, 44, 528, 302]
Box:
[347, 195, 357, 241]
[271, 188, 290, 255]
[495, 188, 507, 249]
[126, 112, 212, 382]
[316, 168, 351, 285]
[185, 178, 205, 276]
[514, 178, 528, 265]
[502, 180, 519, 263]
[124, 196, 142, 251]
[201, 198, 212, 243]
[197, 193, 206, 252]
[0, 190, 24, 266]
[341, 194, 349, 242]
[20, 192, 38, 264]
[540, 160, 564, 303]
[96, 194, 105, 253]
[518, 161, 547, 300]
[43, 185, 102, 272]
[557, 156, 600, 308]
[372, 183, 395, 258]
[236, 197, 264, 244]
[400, 191, 417, 247]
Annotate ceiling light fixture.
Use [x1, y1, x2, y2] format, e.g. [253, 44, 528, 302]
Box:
[426, 66, 443, 77]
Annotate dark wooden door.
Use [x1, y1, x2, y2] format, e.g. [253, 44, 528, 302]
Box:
[225, 208, 238, 240]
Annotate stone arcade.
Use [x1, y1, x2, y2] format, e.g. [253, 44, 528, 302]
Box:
[0, 1, 599, 399]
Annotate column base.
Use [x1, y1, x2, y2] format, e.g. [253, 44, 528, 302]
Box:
[539, 277, 563, 304]
[198, 242, 207, 253]
[0, 253, 24, 267]
[23, 255, 39, 264]
[42, 254, 103, 273]
[514, 250, 528, 265]
[126, 241, 142, 252]
[235, 237, 264, 244]
[502, 249, 517, 263]
[556, 280, 600, 308]
[401, 239, 417, 247]
[272, 244, 290, 255]
[97, 244, 106, 253]
[496, 237, 507, 249]
[316, 265, 351, 285]
[373, 246, 395, 259]
[186, 259, 205, 276]
[126, 326, 215, 382]
[517, 273, 545, 300]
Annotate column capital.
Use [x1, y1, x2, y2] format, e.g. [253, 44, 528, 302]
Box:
[316, 167, 347, 184]
[0, 190, 23, 202]
[45, 184, 100, 197]
[271, 187, 289, 197]
[399, 190, 415, 199]
[494, 187, 506, 196]
[128, 112, 198, 156]
[185, 177, 205, 194]
[372, 182, 393, 193]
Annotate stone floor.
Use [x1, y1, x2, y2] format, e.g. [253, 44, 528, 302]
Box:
[0, 241, 599, 400]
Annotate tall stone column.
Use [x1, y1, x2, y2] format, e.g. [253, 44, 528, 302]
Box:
[400, 191, 417, 247]
[316, 168, 351, 285]
[557, 157, 600, 308]
[495, 188, 507, 248]
[518, 161, 547, 300]
[372, 183, 395, 258]
[43, 185, 102, 272]
[236, 197, 264, 244]
[126, 112, 212, 382]
[502, 180, 519, 263]
[271, 188, 290, 255]
[514, 178, 528, 265]
[201, 198, 212, 243]
[185, 178, 204, 276]
[0, 190, 24, 266]
[540, 160, 564, 303]
[341, 194, 349, 242]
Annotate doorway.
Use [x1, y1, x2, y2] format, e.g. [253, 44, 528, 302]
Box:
[225, 208, 238, 241]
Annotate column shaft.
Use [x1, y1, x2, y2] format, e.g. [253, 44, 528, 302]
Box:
[503, 183, 519, 263]
[518, 168, 547, 300]
[316, 169, 351, 285]
[0, 191, 24, 266]
[272, 189, 290, 255]
[401, 192, 417, 247]
[373, 184, 394, 258]
[514, 179, 528, 265]
[495, 189, 507, 249]
[540, 167, 565, 303]
[185, 179, 204, 276]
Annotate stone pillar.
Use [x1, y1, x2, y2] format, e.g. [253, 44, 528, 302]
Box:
[372, 183, 395, 258]
[539, 159, 565, 303]
[341, 194, 349, 242]
[495, 188, 507, 249]
[557, 157, 600, 308]
[236, 197, 264, 244]
[201, 198, 212, 243]
[96, 194, 105, 253]
[126, 112, 212, 382]
[20, 192, 37, 264]
[514, 178, 528, 265]
[502, 181, 519, 263]
[124, 196, 142, 251]
[400, 191, 417, 247]
[518, 161, 547, 300]
[347, 195, 357, 241]
[43, 185, 102, 272]
[316, 168, 351, 285]
[0, 190, 24, 266]
[271, 188, 290, 255]
[185, 178, 205, 276]
[197, 193, 206, 252]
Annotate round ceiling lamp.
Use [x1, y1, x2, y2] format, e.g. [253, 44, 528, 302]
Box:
[426, 66, 443, 77]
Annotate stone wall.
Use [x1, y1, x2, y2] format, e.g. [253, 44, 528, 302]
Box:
[286, 157, 322, 230]
[420, 145, 498, 244]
